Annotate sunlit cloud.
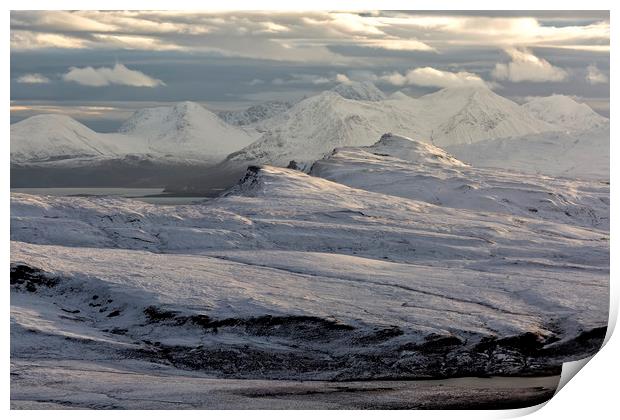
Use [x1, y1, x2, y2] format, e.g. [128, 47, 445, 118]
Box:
[16, 73, 50, 84]
[11, 30, 88, 50]
[357, 38, 435, 52]
[492, 48, 568, 82]
[373, 15, 609, 51]
[62, 63, 166, 87]
[381, 67, 488, 88]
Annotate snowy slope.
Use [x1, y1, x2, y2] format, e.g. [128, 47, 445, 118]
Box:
[447, 127, 610, 181]
[523, 95, 609, 132]
[331, 81, 387, 101]
[311, 134, 609, 229]
[10, 115, 145, 163]
[119, 101, 258, 161]
[217, 100, 292, 126]
[226, 86, 556, 169]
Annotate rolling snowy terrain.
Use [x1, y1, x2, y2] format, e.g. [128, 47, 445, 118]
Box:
[11, 136, 609, 391]
[311, 134, 609, 229]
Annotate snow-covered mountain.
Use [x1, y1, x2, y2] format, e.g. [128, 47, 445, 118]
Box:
[119, 101, 258, 160]
[331, 81, 386, 101]
[447, 126, 610, 181]
[217, 100, 292, 126]
[522, 95, 609, 132]
[11, 86, 608, 187]
[10, 115, 142, 164]
[226, 85, 557, 169]
[419, 86, 555, 145]
[12, 102, 260, 167]
[226, 91, 425, 169]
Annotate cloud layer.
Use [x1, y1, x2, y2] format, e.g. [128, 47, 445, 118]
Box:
[62, 63, 165, 87]
[10, 11, 609, 60]
[492, 48, 568, 82]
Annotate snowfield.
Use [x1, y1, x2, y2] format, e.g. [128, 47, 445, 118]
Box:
[11, 136, 609, 387]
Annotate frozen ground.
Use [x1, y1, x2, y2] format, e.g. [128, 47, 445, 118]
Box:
[10, 135, 608, 407]
[11, 359, 559, 409]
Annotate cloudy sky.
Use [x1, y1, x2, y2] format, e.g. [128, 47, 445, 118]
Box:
[10, 10, 610, 131]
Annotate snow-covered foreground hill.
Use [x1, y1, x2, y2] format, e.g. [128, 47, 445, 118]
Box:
[311, 134, 609, 229]
[11, 147, 609, 388]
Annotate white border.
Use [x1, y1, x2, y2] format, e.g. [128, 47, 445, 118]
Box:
[3, 2, 617, 418]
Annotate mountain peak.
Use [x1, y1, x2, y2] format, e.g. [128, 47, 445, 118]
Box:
[371, 133, 467, 167]
[331, 81, 386, 101]
[523, 95, 608, 131]
[388, 90, 411, 100]
[11, 114, 118, 163]
[118, 102, 257, 160]
[14, 113, 91, 129]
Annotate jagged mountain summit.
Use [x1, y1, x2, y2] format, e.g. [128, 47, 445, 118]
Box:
[522, 95, 609, 132]
[217, 100, 292, 126]
[331, 81, 387, 101]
